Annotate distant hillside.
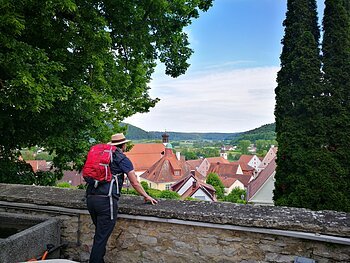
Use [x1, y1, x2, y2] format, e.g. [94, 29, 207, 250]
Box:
[231, 123, 276, 143]
[123, 123, 275, 142]
[148, 131, 241, 141]
[121, 123, 152, 140]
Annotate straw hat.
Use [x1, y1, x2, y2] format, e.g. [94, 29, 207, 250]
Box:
[109, 133, 130, 146]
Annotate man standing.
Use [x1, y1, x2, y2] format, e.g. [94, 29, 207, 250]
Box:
[86, 133, 158, 263]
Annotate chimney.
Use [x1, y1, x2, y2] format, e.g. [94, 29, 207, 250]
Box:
[176, 152, 180, 160]
[192, 181, 197, 189]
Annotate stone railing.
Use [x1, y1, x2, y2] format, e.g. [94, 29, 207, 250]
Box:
[0, 183, 349, 263]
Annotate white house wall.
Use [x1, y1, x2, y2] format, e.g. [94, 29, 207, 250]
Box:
[198, 159, 210, 177]
[248, 155, 262, 170]
[178, 177, 196, 195]
[236, 165, 243, 175]
[192, 188, 212, 201]
[225, 180, 245, 195]
[249, 172, 275, 205]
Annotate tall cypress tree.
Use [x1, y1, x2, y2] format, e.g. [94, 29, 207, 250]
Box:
[274, 0, 323, 209]
[319, 0, 350, 211]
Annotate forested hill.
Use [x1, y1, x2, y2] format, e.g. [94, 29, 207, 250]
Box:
[123, 123, 275, 142]
[231, 123, 276, 143]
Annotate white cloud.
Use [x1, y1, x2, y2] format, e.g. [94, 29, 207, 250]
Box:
[124, 66, 279, 133]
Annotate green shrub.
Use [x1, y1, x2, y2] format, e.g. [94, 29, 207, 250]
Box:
[56, 181, 73, 188]
[159, 190, 180, 200]
[141, 181, 149, 191]
[77, 184, 87, 190]
[121, 188, 139, 196]
[147, 188, 162, 198]
[224, 187, 246, 204]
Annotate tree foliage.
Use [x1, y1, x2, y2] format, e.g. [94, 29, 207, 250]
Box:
[237, 140, 251, 155]
[0, 0, 213, 181]
[224, 187, 246, 204]
[206, 172, 225, 200]
[274, 0, 350, 212]
[318, 0, 350, 211]
[274, 0, 322, 209]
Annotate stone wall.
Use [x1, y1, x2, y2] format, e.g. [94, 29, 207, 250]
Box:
[0, 183, 349, 263]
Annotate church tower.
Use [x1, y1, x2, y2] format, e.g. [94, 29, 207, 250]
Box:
[162, 131, 169, 145]
[220, 145, 228, 160]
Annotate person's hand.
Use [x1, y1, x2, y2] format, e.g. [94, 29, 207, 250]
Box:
[144, 195, 158, 205]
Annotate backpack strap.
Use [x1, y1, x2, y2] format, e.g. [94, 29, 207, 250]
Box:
[108, 173, 123, 220]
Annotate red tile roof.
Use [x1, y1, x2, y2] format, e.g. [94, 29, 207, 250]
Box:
[60, 170, 84, 186]
[128, 143, 165, 154]
[206, 157, 230, 164]
[125, 143, 165, 171]
[238, 154, 254, 164]
[247, 157, 276, 200]
[220, 174, 252, 188]
[140, 148, 191, 183]
[186, 159, 203, 170]
[207, 162, 252, 188]
[26, 160, 49, 172]
[231, 161, 254, 172]
[207, 163, 241, 177]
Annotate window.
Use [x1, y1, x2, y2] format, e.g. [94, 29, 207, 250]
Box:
[165, 184, 171, 190]
[174, 170, 180, 176]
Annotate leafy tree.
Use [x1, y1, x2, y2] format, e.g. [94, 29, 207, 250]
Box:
[224, 187, 246, 204]
[199, 147, 220, 158]
[274, 0, 324, 209]
[318, 0, 350, 211]
[227, 153, 234, 161]
[0, 0, 213, 182]
[238, 140, 251, 155]
[0, 151, 35, 185]
[180, 148, 198, 160]
[206, 172, 225, 200]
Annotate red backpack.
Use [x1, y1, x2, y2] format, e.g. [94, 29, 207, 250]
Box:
[82, 144, 116, 183]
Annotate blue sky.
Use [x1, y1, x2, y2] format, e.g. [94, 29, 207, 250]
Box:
[125, 0, 325, 133]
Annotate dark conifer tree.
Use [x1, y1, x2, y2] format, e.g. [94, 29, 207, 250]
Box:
[274, 0, 323, 209]
[319, 0, 350, 211]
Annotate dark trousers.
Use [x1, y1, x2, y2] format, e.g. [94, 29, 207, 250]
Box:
[87, 195, 118, 263]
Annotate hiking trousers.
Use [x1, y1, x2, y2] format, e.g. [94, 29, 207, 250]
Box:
[87, 195, 119, 263]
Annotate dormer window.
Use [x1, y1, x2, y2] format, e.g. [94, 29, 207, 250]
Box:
[174, 170, 180, 176]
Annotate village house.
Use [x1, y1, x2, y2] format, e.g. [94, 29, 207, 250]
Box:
[171, 174, 216, 201]
[247, 157, 276, 205]
[125, 143, 165, 180]
[257, 145, 278, 174]
[207, 162, 253, 195]
[124, 133, 170, 180]
[186, 156, 229, 180]
[139, 143, 191, 191]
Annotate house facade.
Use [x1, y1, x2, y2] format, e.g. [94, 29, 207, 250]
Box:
[207, 162, 253, 195]
[247, 157, 276, 205]
[257, 146, 278, 173]
[125, 143, 165, 180]
[139, 143, 191, 191]
[171, 174, 216, 201]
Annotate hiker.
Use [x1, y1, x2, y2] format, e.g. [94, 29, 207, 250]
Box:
[85, 133, 158, 263]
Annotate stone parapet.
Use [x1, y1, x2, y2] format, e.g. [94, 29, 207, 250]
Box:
[0, 183, 350, 262]
[0, 183, 349, 237]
